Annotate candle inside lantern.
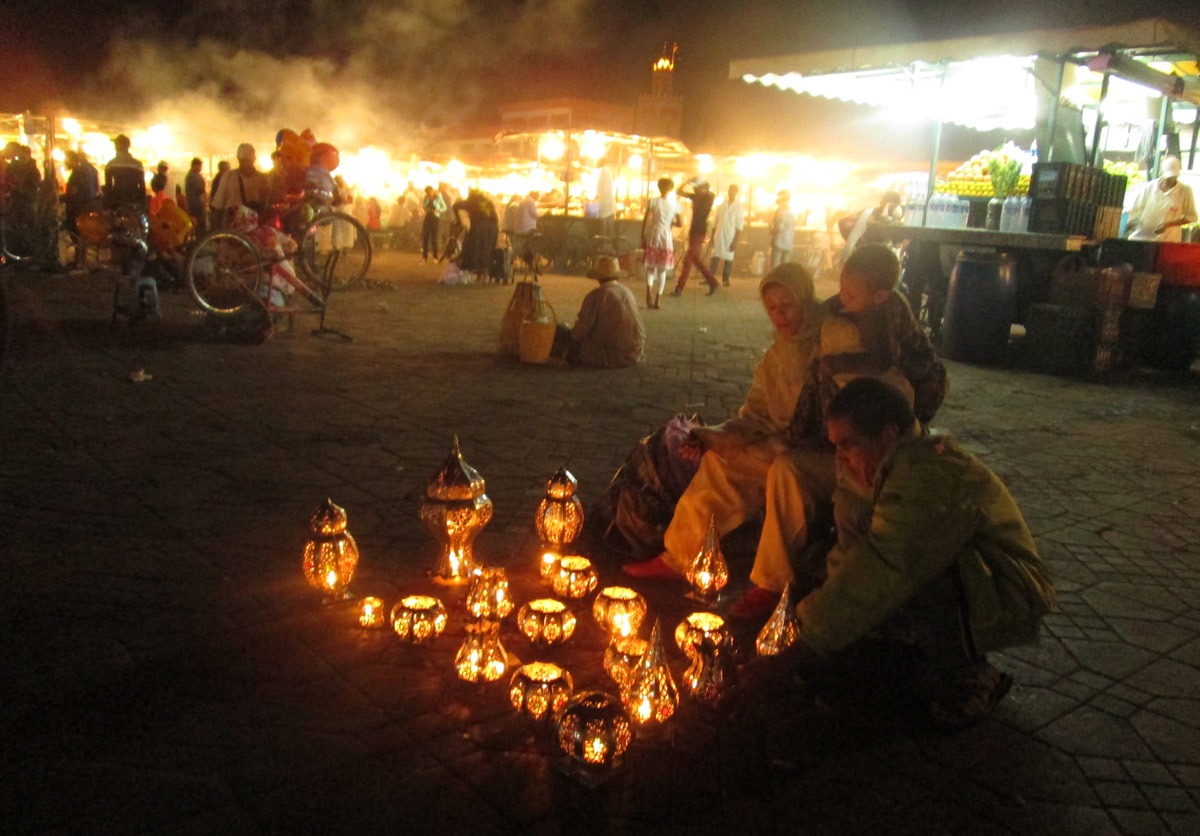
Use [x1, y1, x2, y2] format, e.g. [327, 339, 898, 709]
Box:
[302, 498, 360, 599]
[592, 586, 648, 639]
[685, 516, 728, 602]
[509, 662, 574, 721]
[674, 612, 730, 657]
[552, 556, 598, 600]
[539, 550, 561, 580]
[358, 596, 385, 629]
[622, 620, 679, 728]
[517, 598, 577, 647]
[603, 635, 649, 689]
[455, 620, 509, 683]
[465, 567, 514, 620]
[556, 690, 632, 772]
[391, 595, 448, 645]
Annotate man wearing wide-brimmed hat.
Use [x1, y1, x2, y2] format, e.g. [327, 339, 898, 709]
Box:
[553, 255, 644, 367]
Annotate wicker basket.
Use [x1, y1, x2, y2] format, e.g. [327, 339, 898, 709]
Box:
[499, 281, 544, 357]
[518, 299, 557, 364]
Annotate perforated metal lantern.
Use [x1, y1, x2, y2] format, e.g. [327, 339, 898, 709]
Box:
[420, 437, 493, 583]
[674, 612, 730, 658]
[556, 690, 632, 772]
[390, 595, 448, 645]
[517, 599, 577, 648]
[685, 516, 728, 602]
[682, 631, 733, 705]
[455, 619, 509, 683]
[622, 619, 679, 728]
[538, 550, 562, 581]
[592, 587, 648, 639]
[510, 662, 574, 721]
[302, 498, 360, 599]
[465, 567, 514, 620]
[603, 635, 648, 691]
[357, 596, 385, 629]
[536, 467, 584, 552]
[755, 581, 800, 656]
[552, 556, 598, 600]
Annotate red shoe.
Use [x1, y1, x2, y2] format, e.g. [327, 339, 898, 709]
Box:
[729, 586, 781, 621]
[622, 554, 680, 580]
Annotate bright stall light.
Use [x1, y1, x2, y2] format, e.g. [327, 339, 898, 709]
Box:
[147, 123, 172, 149]
[696, 154, 715, 174]
[60, 118, 81, 137]
[580, 132, 607, 161]
[627, 153, 643, 170]
[541, 135, 565, 161]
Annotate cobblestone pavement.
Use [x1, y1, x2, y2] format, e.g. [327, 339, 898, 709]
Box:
[2, 251, 1199, 835]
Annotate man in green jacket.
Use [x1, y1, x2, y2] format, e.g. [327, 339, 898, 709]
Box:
[749, 378, 1055, 728]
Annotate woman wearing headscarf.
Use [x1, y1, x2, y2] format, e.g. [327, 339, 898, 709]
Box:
[625, 263, 823, 591]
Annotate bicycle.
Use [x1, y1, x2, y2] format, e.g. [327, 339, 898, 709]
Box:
[270, 199, 372, 290]
[1, 196, 78, 270]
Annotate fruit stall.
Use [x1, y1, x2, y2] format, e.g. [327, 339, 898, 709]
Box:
[732, 17, 1200, 371]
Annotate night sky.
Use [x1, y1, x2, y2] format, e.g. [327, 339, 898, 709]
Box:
[4, 0, 1199, 155]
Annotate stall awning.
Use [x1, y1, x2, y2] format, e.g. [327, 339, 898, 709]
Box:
[731, 18, 1200, 132]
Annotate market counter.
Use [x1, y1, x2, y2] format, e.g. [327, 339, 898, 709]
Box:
[867, 223, 1090, 253]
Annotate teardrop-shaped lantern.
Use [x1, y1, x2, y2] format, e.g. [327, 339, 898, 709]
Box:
[755, 581, 800, 656]
[685, 515, 728, 603]
[622, 619, 679, 729]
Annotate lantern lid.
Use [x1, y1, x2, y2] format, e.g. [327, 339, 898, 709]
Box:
[544, 467, 578, 500]
[309, 498, 348, 535]
[426, 436, 487, 500]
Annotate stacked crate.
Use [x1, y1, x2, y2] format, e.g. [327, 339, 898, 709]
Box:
[1028, 163, 1127, 239]
[1041, 264, 1160, 373]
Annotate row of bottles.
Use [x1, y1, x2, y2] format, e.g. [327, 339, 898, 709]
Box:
[905, 194, 1033, 232]
[922, 194, 970, 229]
[998, 196, 1032, 233]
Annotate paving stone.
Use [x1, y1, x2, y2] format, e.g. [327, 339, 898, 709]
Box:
[1107, 808, 1171, 836]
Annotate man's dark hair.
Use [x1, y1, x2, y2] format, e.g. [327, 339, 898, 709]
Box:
[657, 177, 673, 194]
[843, 243, 900, 292]
[191, 157, 202, 168]
[827, 378, 916, 438]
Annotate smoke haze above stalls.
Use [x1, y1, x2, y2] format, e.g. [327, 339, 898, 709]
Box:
[4, 0, 1200, 158]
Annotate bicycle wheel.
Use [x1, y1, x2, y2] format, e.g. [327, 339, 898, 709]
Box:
[186, 232, 264, 317]
[1, 211, 41, 262]
[297, 212, 371, 290]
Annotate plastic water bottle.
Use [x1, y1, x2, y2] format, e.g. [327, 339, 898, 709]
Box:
[1018, 196, 1031, 232]
[959, 197, 970, 229]
[999, 196, 1013, 232]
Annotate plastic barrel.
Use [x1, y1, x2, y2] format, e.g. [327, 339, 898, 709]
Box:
[941, 249, 1018, 364]
[1139, 285, 1200, 371]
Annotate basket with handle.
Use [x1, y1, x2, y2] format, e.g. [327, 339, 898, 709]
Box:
[518, 298, 558, 364]
[499, 281, 544, 357]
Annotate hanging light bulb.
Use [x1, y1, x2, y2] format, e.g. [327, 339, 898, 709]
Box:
[301, 498, 359, 600]
[622, 619, 679, 729]
[685, 516, 729, 603]
[420, 437, 493, 583]
[755, 581, 800, 656]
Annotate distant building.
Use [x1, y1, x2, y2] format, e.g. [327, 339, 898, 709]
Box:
[635, 44, 684, 139]
[498, 99, 634, 135]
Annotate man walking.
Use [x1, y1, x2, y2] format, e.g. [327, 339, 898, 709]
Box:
[670, 178, 719, 296]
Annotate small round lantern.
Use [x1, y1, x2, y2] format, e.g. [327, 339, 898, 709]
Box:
[603, 636, 648, 690]
[592, 587, 648, 639]
[455, 620, 509, 683]
[509, 662, 574, 721]
[536, 467, 584, 553]
[357, 596, 385, 629]
[552, 556, 598, 600]
[623, 619, 679, 728]
[465, 567, 514, 620]
[538, 550, 561, 581]
[390, 595, 448, 645]
[674, 612, 730, 658]
[685, 516, 728, 602]
[517, 599, 577, 647]
[756, 581, 800, 656]
[683, 632, 733, 706]
[419, 437, 493, 583]
[302, 498, 360, 599]
[556, 690, 632, 778]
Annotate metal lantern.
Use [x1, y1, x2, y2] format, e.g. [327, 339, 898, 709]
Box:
[536, 467, 584, 552]
[510, 662, 574, 721]
[551, 556, 598, 600]
[391, 595, 448, 645]
[517, 599, 577, 647]
[556, 690, 632, 778]
[302, 498, 360, 599]
[623, 619, 679, 728]
[538, 549, 562, 580]
[685, 516, 728, 602]
[465, 567, 514, 620]
[674, 612, 731, 658]
[357, 596, 385, 629]
[455, 619, 509, 683]
[603, 635, 649, 691]
[756, 581, 800, 656]
[592, 587, 648, 639]
[420, 437, 494, 583]
[682, 632, 733, 705]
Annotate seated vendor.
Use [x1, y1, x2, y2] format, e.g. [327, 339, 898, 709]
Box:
[552, 255, 645, 368]
[744, 378, 1055, 729]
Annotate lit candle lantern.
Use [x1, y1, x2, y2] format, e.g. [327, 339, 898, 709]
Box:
[556, 690, 632, 778]
[390, 595, 448, 645]
[517, 598, 577, 647]
[592, 587, 648, 638]
[536, 467, 584, 554]
[756, 581, 800, 656]
[455, 619, 509, 683]
[622, 619, 678, 728]
[674, 612, 731, 658]
[683, 631, 732, 705]
[538, 550, 561, 580]
[465, 567, 514, 620]
[551, 556, 598, 600]
[357, 596, 385, 629]
[509, 662, 574, 721]
[603, 636, 648, 690]
[419, 437, 493, 583]
[302, 498, 360, 600]
[685, 516, 728, 602]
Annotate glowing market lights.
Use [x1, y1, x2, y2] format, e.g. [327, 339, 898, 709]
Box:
[540, 135, 565, 161]
[626, 153, 643, 171]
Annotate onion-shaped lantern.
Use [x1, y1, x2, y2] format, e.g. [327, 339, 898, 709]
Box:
[555, 690, 632, 782]
[674, 612, 731, 658]
[390, 595, 448, 645]
[755, 581, 800, 656]
[551, 556, 598, 600]
[510, 662, 574, 721]
[455, 619, 509, 683]
[517, 599, 577, 647]
[685, 516, 728, 603]
[536, 467, 584, 552]
[623, 619, 679, 728]
[465, 567, 514, 620]
[420, 437, 493, 583]
[592, 587, 648, 639]
[603, 635, 648, 691]
[302, 498, 359, 599]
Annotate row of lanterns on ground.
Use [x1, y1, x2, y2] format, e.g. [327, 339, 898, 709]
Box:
[301, 437, 801, 781]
